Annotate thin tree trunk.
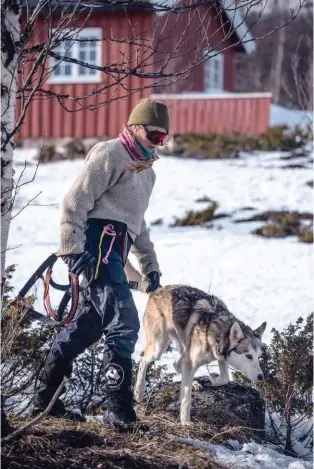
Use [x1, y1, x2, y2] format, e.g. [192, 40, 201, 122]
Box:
[268, 0, 286, 104]
[1, 0, 22, 277]
[307, 49, 313, 111]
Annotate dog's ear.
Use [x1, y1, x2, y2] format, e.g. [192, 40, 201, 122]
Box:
[253, 322, 267, 338]
[230, 321, 244, 346]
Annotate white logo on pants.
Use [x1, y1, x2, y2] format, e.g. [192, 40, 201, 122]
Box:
[104, 363, 124, 389]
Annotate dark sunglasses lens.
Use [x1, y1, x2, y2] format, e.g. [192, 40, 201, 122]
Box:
[148, 131, 168, 145]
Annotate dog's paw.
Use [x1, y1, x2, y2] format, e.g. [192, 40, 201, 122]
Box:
[192, 380, 203, 392]
[181, 420, 194, 427]
[210, 373, 229, 387]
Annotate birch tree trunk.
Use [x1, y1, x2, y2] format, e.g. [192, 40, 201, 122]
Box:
[1, 0, 22, 277]
[307, 40, 313, 111]
[271, 25, 286, 104]
[268, 0, 287, 104]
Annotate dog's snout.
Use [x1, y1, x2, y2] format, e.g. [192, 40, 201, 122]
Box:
[257, 373, 264, 381]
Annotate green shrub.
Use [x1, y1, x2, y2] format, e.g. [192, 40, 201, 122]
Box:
[167, 125, 312, 159]
[1, 266, 55, 416]
[1, 266, 175, 418]
[233, 315, 313, 457]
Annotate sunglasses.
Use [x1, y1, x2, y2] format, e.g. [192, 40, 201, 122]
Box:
[142, 126, 169, 146]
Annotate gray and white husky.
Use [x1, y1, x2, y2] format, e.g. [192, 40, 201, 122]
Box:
[133, 284, 266, 424]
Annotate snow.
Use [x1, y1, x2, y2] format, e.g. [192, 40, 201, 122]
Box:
[168, 436, 312, 469]
[8, 149, 313, 342]
[7, 147, 313, 352]
[270, 104, 312, 128]
[152, 91, 271, 99]
[6, 146, 313, 467]
[266, 411, 313, 460]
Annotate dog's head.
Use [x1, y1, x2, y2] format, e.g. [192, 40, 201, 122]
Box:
[226, 321, 267, 381]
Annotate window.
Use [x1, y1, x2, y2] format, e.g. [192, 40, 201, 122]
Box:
[204, 51, 224, 92]
[50, 28, 102, 83]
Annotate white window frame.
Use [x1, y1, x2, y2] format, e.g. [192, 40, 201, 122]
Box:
[49, 28, 102, 84]
[204, 50, 224, 92]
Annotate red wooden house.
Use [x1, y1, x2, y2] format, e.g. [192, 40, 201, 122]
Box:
[17, 1, 271, 141]
[151, 0, 271, 134]
[153, 0, 256, 94]
[17, 1, 155, 141]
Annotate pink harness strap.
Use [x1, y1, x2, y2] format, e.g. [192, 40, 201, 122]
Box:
[102, 224, 117, 264]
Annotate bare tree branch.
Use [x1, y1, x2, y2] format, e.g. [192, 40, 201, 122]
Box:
[2, 0, 307, 149]
[1, 378, 66, 444]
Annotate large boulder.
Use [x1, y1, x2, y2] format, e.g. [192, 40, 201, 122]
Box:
[146, 376, 265, 438]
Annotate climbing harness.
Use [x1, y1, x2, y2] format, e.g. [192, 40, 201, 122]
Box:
[2, 253, 94, 327]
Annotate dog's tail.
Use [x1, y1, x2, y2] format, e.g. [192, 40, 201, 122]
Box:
[124, 259, 149, 293]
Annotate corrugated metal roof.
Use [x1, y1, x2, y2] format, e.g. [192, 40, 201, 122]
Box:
[22, 1, 255, 52]
[22, 0, 154, 13]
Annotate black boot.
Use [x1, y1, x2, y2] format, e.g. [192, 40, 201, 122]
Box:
[102, 350, 137, 433]
[31, 394, 86, 422]
[31, 356, 86, 422]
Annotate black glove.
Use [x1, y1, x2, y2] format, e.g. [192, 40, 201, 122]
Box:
[62, 251, 95, 276]
[146, 271, 161, 293]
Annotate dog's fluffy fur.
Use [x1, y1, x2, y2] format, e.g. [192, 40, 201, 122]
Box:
[134, 285, 266, 424]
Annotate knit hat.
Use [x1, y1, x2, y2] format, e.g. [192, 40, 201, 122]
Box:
[127, 99, 170, 132]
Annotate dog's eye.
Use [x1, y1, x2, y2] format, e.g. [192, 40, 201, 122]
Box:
[246, 354, 252, 360]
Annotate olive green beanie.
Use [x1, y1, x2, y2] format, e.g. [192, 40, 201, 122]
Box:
[127, 99, 170, 132]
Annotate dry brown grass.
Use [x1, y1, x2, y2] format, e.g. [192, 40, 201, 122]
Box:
[2, 416, 226, 469]
[171, 202, 219, 227]
[235, 209, 313, 243]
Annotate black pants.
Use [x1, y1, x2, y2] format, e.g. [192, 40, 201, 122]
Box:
[35, 219, 140, 405]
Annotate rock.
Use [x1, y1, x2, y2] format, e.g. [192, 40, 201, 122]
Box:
[151, 218, 163, 226]
[63, 139, 86, 160]
[157, 136, 185, 156]
[306, 180, 313, 188]
[84, 138, 101, 153]
[37, 144, 64, 163]
[282, 164, 308, 169]
[235, 210, 313, 224]
[147, 376, 265, 437]
[36, 138, 97, 163]
[195, 196, 213, 203]
[298, 227, 313, 243]
[253, 223, 288, 238]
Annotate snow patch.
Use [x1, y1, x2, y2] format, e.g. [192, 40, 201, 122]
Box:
[270, 105, 312, 128]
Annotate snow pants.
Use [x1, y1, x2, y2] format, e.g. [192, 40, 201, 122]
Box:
[34, 218, 140, 406]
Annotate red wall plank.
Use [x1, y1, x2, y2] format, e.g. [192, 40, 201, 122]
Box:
[151, 93, 272, 135]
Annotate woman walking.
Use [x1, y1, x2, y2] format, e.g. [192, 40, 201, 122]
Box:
[32, 99, 170, 432]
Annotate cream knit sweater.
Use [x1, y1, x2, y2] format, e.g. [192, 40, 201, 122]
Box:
[57, 138, 159, 275]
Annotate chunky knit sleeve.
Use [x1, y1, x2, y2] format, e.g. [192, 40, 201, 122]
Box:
[131, 219, 160, 276]
[57, 142, 124, 255]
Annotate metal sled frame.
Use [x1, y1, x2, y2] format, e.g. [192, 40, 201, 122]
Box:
[8, 254, 83, 326]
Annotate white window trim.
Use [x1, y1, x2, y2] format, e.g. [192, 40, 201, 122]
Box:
[204, 50, 224, 92]
[49, 27, 102, 84]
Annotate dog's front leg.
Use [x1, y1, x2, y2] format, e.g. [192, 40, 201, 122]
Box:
[134, 358, 150, 403]
[210, 360, 229, 386]
[180, 361, 196, 425]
